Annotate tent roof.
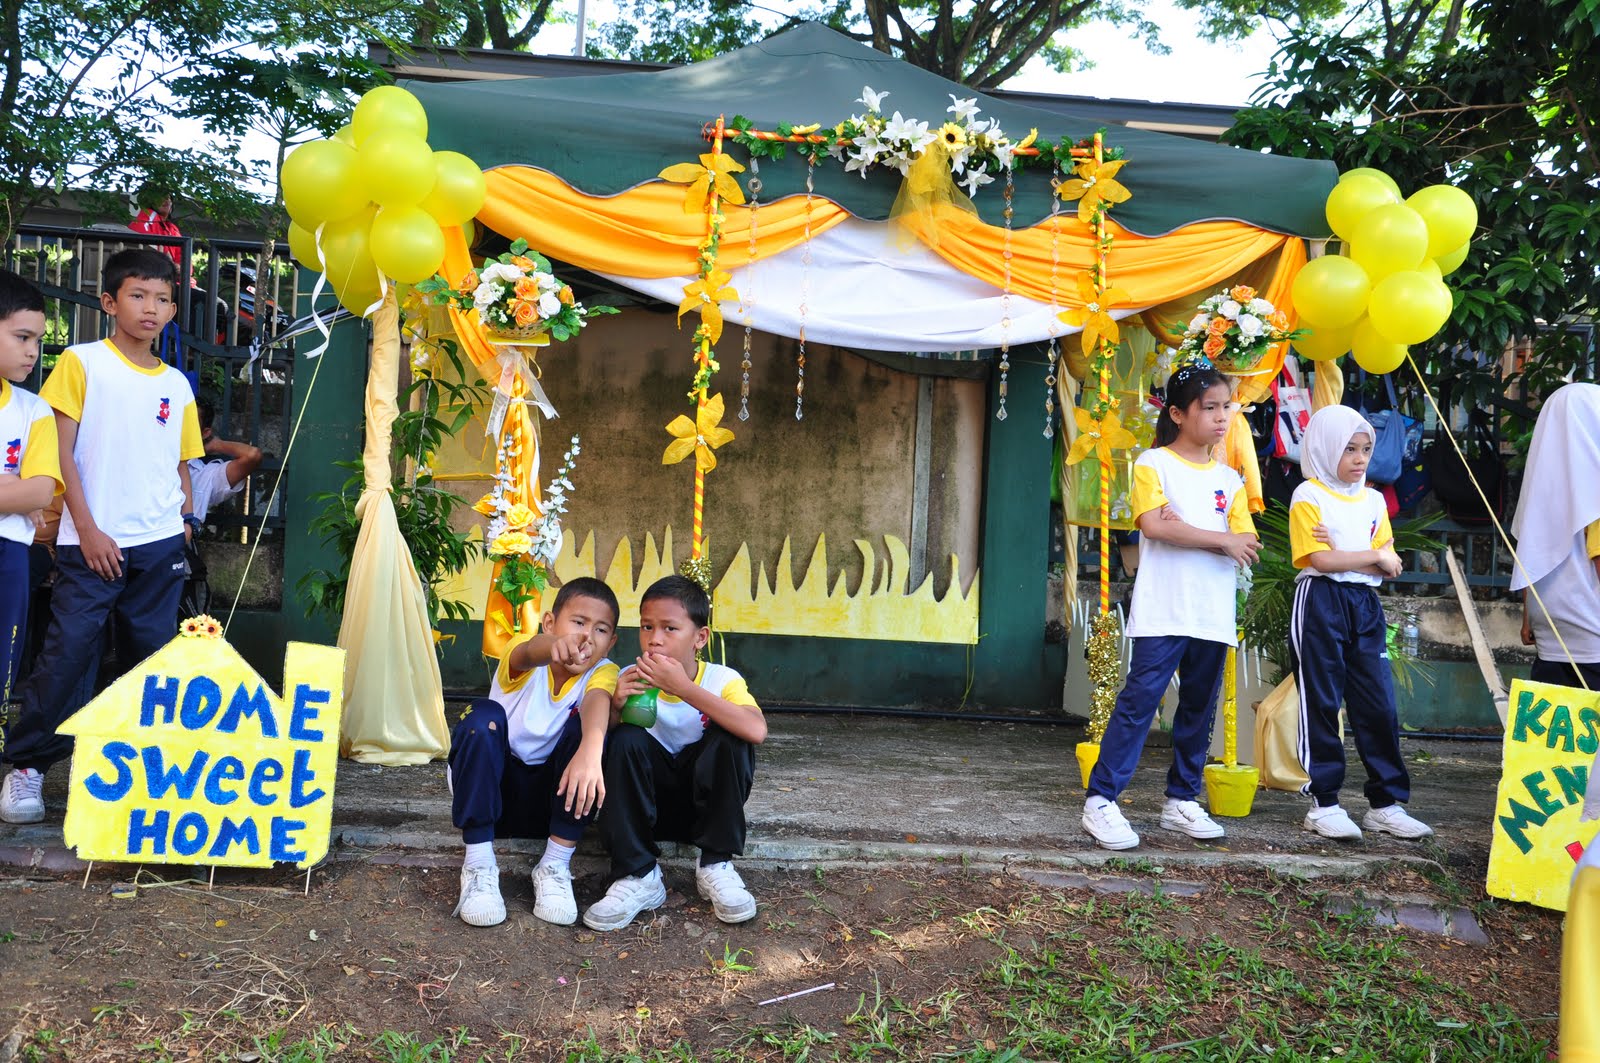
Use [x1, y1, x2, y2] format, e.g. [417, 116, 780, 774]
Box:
[409, 22, 1335, 238]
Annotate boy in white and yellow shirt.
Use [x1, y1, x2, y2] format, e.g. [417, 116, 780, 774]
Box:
[1, 250, 200, 825]
[0, 270, 63, 710]
[449, 577, 619, 928]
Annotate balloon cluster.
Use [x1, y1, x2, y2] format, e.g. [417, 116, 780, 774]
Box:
[281, 86, 487, 315]
[1290, 168, 1477, 374]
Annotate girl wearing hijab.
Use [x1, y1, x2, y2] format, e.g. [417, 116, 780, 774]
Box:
[1288, 405, 1432, 841]
[1511, 382, 1600, 691]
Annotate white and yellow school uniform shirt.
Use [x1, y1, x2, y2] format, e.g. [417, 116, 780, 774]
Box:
[492, 639, 619, 766]
[1127, 446, 1254, 646]
[0, 380, 62, 545]
[1288, 480, 1393, 587]
[1529, 520, 1600, 663]
[645, 661, 760, 755]
[40, 340, 203, 548]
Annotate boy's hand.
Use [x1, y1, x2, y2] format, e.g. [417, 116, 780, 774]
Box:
[635, 652, 694, 699]
[79, 525, 124, 580]
[612, 665, 648, 710]
[1522, 610, 1536, 647]
[1311, 522, 1332, 544]
[1220, 532, 1260, 567]
[1159, 504, 1181, 521]
[557, 745, 605, 818]
[1374, 547, 1404, 579]
[549, 631, 595, 670]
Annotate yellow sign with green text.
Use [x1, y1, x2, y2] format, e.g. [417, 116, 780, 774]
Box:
[1487, 679, 1600, 911]
[57, 632, 344, 870]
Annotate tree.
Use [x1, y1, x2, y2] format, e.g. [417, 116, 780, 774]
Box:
[408, 0, 563, 50]
[0, 0, 427, 240]
[589, 0, 1346, 90]
[1224, 0, 1600, 408]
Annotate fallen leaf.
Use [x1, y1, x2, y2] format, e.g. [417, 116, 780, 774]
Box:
[342, 965, 360, 977]
[617, 951, 629, 960]
[214, 919, 227, 928]
[905, 834, 918, 843]
[308, 929, 318, 941]
[777, 787, 794, 792]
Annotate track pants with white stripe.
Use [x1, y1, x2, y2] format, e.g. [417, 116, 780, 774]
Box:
[1289, 576, 1410, 809]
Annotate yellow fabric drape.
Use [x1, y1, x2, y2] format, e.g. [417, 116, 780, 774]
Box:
[1312, 360, 1344, 411]
[1220, 412, 1265, 514]
[479, 168, 850, 279]
[472, 168, 1303, 322]
[337, 293, 450, 765]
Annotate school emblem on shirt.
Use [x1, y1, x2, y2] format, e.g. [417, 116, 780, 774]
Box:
[1370, 518, 1379, 540]
[1213, 489, 1227, 515]
[156, 398, 171, 426]
[3, 438, 18, 474]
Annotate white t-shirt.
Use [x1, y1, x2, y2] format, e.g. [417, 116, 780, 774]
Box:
[0, 380, 62, 546]
[643, 660, 760, 755]
[492, 636, 618, 766]
[1288, 480, 1394, 587]
[1126, 446, 1254, 646]
[187, 458, 243, 522]
[40, 340, 203, 548]
[1529, 522, 1600, 665]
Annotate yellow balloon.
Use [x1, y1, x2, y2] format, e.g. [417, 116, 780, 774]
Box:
[281, 139, 367, 227]
[1293, 321, 1356, 362]
[1405, 184, 1478, 257]
[1416, 257, 1442, 281]
[419, 151, 487, 227]
[1351, 318, 1409, 374]
[331, 124, 356, 147]
[1340, 167, 1403, 199]
[461, 219, 478, 249]
[1326, 174, 1398, 241]
[1434, 239, 1471, 276]
[1349, 203, 1430, 281]
[287, 222, 321, 271]
[356, 130, 436, 208]
[338, 283, 381, 317]
[1291, 254, 1372, 329]
[1368, 270, 1454, 345]
[351, 85, 428, 145]
[320, 206, 378, 295]
[370, 205, 447, 284]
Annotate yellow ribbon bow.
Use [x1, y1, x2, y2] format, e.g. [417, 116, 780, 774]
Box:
[1056, 158, 1131, 224]
[658, 153, 747, 215]
[1058, 270, 1132, 356]
[1065, 407, 1137, 467]
[663, 392, 736, 472]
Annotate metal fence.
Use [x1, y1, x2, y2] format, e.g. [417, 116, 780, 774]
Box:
[5, 223, 310, 607]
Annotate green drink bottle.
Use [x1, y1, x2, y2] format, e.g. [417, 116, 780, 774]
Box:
[620, 686, 659, 728]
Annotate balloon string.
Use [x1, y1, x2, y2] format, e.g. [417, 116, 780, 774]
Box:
[1403, 352, 1589, 692]
[300, 223, 334, 359]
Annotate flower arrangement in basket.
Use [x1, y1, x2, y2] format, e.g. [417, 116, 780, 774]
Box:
[474, 435, 581, 633]
[420, 238, 616, 344]
[1175, 285, 1301, 376]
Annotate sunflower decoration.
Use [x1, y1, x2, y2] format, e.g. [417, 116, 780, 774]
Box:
[180, 614, 224, 639]
[1057, 158, 1131, 224]
[937, 122, 967, 149]
[1065, 406, 1137, 467]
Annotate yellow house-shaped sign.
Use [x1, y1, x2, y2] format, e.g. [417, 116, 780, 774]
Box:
[57, 631, 344, 870]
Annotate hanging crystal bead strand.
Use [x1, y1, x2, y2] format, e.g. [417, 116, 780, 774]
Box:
[739, 159, 760, 422]
[1044, 162, 1062, 438]
[996, 165, 1015, 421]
[796, 158, 814, 421]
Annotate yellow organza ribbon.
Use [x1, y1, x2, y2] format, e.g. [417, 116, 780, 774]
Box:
[890, 144, 976, 250]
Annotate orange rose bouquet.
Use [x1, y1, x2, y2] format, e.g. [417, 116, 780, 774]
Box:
[421, 238, 616, 342]
[1175, 285, 1301, 375]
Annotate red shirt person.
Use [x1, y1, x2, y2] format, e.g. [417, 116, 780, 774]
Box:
[129, 187, 184, 272]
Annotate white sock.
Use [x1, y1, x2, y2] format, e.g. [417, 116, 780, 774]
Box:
[463, 841, 496, 870]
[1085, 795, 1112, 812]
[539, 839, 576, 870]
[1164, 797, 1183, 811]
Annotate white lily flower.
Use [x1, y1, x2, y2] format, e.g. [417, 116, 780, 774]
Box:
[959, 167, 995, 197]
[947, 94, 981, 123]
[991, 140, 1016, 170]
[857, 86, 890, 112]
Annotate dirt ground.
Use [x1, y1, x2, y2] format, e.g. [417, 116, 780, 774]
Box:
[0, 856, 1564, 1062]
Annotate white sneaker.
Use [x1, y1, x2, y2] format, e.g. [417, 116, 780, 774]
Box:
[1364, 805, 1434, 839]
[0, 768, 44, 824]
[1160, 799, 1225, 840]
[696, 861, 758, 924]
[451, 865, 506, 927]
[1082, 798, 1140, 850]
[582, 866, 667, 932]
[1304, 804, 1363, 840]
[531, 861, 578, 926]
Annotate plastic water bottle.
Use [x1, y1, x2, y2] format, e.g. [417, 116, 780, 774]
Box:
[620, 687, 659, 728]
[1400, 613, 1420, 658]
